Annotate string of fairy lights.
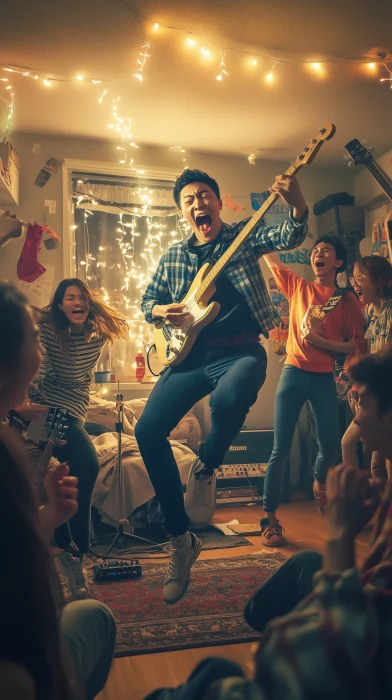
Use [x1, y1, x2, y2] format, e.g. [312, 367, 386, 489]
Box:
[72, 179, 191, 353]
[1, 19, 391, 161]
[1, 19, 391, 366]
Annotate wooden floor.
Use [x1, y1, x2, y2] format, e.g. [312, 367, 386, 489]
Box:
[97, 497, 372, 700]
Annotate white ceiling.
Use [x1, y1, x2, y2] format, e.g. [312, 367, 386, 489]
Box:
[2, 0, 392, 165]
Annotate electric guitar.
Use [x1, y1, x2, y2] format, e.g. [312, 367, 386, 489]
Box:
[154, 123, 336, 367]
[8, 407, 68, 494]
[344, 139, 392, 259]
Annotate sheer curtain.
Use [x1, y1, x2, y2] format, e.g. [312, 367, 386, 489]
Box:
[71, 176, 191, 379]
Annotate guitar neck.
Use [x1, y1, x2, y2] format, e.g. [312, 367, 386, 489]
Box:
[33, 443, 53, 487]
[387, 220, 392, 261]
[195, 164, 295, 301]
[365, 160, 392, 201]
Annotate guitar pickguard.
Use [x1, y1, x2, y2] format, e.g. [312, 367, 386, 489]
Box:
[162, 299, 210, 363]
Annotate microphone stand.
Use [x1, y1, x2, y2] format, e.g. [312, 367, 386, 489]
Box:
[100, 385, 164, 560]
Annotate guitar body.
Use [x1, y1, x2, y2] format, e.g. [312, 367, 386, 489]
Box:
[154, 263, 221, 366]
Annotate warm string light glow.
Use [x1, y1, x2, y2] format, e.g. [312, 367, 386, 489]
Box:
[73, 195, 192, 354]
[380, 63, 392, 88]
[133, 42, 151, 82]
[0, 86, 14, 137]
[216, 52, 229, 81]
[1, 64, 102, 85]
[169, 145, 188, 170]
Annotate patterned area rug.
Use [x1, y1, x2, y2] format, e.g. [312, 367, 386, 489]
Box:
[82, 551, 286, 657]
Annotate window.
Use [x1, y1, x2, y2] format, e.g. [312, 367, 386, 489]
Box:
[70, 173, 190, 379]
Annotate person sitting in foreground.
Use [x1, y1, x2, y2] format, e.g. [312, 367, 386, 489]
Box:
[245, 343, 392, 634]
[0, 281, 116, 700]
[148, 346, 392, 699]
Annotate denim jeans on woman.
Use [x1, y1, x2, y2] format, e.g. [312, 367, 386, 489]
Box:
[263, 365, 339, 513]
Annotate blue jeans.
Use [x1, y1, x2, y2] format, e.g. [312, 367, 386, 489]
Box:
[263, 365, 339, 513]
[244, 550, 323, 632]
[135, 344, 267, 535]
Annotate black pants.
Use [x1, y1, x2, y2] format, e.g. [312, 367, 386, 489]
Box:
[135, 344, 267, 535]
[144, 657, 244, 700]
[244, 550, 323, 632]
[54, 416, 100, 555]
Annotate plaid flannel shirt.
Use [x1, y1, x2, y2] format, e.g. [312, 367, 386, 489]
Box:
[208, 490, 392, 700]
[141, 208, 308, 336]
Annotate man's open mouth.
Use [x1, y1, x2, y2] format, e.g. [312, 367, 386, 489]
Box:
[195, 214, 211, 233]
[315, 260, 325, 268]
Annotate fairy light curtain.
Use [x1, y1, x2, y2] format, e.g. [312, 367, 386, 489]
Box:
[71, 175, 190, 379]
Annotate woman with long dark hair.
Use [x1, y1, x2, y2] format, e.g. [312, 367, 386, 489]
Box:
[342, 254, 392, 488]
[0, 281, 116, 700]
[21, 278, 129, 596]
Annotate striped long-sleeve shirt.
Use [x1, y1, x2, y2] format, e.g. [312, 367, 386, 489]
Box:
[30, 323, 105, 423]
[141, 209, 308, 337]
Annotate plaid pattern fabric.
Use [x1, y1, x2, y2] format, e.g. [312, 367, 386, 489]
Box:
[141, 209, 308, 335]
[210, 493, 392, 700]
[365, 300, 392, 354]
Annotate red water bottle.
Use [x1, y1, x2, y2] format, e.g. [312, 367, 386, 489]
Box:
[135, 352, 145, 382]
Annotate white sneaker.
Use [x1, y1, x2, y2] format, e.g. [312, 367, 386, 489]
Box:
[163, 532, 202, 605]
[59, 551, 88, 599]
[184, 458, 217, 529]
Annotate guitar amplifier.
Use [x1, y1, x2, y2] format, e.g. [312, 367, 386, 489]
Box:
[216, 430, 274, 506]
[216, 429, 291, 506]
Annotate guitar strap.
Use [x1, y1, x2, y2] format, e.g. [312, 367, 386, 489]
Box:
[319, 286, 347, 317]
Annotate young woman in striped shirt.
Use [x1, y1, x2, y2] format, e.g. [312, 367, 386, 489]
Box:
[23, 278, 128, 597]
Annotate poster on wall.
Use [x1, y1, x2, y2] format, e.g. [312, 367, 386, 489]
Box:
[251, 191, 289, 226]
[15, 262, 55, 308]
[372, 220, 391, 260]
[267, 277, 289, 356]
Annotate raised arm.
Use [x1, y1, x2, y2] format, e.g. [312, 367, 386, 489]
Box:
[249, 175, 309, 256]
[263, 251, 289, 272]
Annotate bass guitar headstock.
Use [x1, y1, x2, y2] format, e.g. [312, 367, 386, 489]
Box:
[291, 123, 336, 173]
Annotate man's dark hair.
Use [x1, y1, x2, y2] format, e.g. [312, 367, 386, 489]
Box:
[173, 169, 221, 208]
[348, 343, 392, 414]
[313, 235, 348, 273]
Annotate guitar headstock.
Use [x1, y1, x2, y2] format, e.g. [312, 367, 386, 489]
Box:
[292, 123, 336, 172]
[344, 139, 373, 167]
[45, 407, 68, 445]
[7, 409, 30, 433]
